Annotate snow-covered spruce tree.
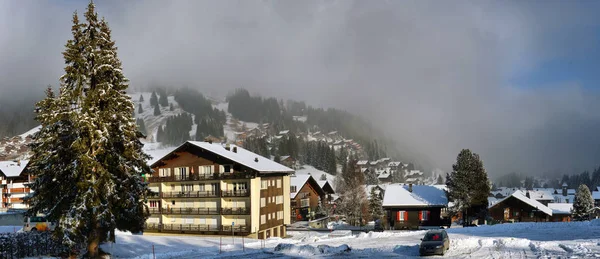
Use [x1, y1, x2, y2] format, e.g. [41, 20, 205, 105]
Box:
[446, 149, 490, 225]
[572, 184, 594, 221]
[368, 188, 384, 221]
[139, 94, 144, 102]
[27, 3, 150, 257]
[437, 174, 444, 184]
[335, 159, 368, 226]
[159, 90, 169, 107]
[153, 102, 161, 116]
[138, 103, 143, 114]
[150, 91, 158, 107]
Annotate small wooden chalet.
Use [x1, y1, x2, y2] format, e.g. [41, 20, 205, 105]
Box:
[489, 191, 552, 223]
[290, 175, 326, 222]
[382, 184, 448, 230]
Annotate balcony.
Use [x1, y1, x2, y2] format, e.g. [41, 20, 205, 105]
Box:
[9, 188, 30, 193]
[145, 223, 220, 233]
[148, 207, 161, 215]
[221, 190, 249, 197]
[222, 225, 249, 232]
[147, 192, 160, 199]
[220, 207, 251, 215]
[2, 197, 24, 203]
[144, 172, 252, 183]
[161, 207, 220, 215]
[161, 191, 218, 198]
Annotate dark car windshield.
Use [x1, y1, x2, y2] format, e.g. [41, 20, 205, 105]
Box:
[423, 233, 443, 241]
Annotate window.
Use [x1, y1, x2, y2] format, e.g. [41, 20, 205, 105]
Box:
[149, 201, 158, 208]
[199, 218, 207, 225]
[276, 195, 283, 204]
[277, 179, 281, 188]
[198, 184, 206, 191]
[184, 217, 194, 224]
[268, 180, 271, 187]
[291, 186, 297, 193]
[223, 165, 231, 173]
[182, 184, 194, 192]
[202, 165, 213, 174]
[272, 212, 275, 220]
[277, 211, 283, 220]
[172, 201, 176, 205]
[397, 211, 406, 221]
[261, 215, 266, 224]
[159, 168, 171, 177]
[175, 167, 188, 179]
[261, 198, 266, 207]
[261, 180, 268, 190]
[170, 184, 175, 191]
[301, 198, 310, 207]
[421, 211, 429, 221]
[235, 182, 247, 191]
[267, 213, 271, 220]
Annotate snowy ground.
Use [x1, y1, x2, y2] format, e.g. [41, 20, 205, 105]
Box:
[78, 221, 600, 258]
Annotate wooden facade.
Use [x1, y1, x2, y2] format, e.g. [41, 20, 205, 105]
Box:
[291, 176, 325, 222]
[0, 160, 33, 210]
[385, 207, 445, 230]
[489, 196, 550, 223]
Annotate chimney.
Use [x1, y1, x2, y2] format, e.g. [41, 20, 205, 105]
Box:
[254, 157, 259, 162]
[233, 147, 237, 153]
[562, 184, 567, 197]
[225, 144, 231, 151]
[408, 183, 413, 193]
[525, 191, 530, 199]
[17, 160, 20, 166]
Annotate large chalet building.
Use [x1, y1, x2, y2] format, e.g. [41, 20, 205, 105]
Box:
[0, 160, 33, 210]
[143, 141, 293, 239]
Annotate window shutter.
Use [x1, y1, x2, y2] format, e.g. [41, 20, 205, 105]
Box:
[396, 211, 400, 221]
[405, 211, 408, 220]
[427, 211, 431, 220]
[419, 211, 422, 221]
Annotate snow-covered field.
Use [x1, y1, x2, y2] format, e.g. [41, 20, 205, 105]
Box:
[88, 221, 600, 258]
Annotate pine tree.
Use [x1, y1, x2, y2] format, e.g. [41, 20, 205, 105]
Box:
[159, 90, 169, 107]
[368, 188, 384, 221]
[27, 4, 150, 256]
[153, 103, 161, 116]
[169, 102, 174, 111]
[335, 159, 368, 226]
[139, 94, 144, 102]
[156, 125, 164, 142]
[138, 103, 143, 114]
[150, 91, 158, 107]
[446, 149, 490, 225]
[136, 118, 147, 136]
[437, 174, 444, 184]
[573, 184, 594, 221]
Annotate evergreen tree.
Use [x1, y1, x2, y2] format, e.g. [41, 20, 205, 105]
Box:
[446, 149, 490, 225]
[139, 94, 144, 102]
[136, 118, 147, 136]
[572, 184, 594, 221]
[437, 174, 444, 184]
[368, 188, 384, 221]
[153, 103, 161, 116]
[524, 177, 533, 190]
[156, 125, 164, 143]
[150, 91, 158, 107]
[274, 155, 281, 163]
[364, 169, 379, 185]
[158, 89, 169, 107]
[138, 103, 143, 114]
[169, 102, 174, 111]
[335, 159, 368, 226]
[28, 4, 150, 256]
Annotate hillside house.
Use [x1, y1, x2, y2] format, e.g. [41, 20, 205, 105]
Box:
[548, 203, 572, 222]
[290, 175, 326, 222]
[383, 184, 448, 230]
[279, 156, 297, 170]
[144, 141, 293, 239]
[488, 191, 552, 223]
[0, 160, 33, 210]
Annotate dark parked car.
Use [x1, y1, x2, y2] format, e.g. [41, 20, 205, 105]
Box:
[419, 229, 450, 256]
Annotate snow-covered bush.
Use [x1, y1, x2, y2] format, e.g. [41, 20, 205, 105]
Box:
[0, 231, 75, 258]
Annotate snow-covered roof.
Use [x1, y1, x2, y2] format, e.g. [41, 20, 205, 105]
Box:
[388, 162, 402, 167]
[0, 160, 29, 177]
[382, 184, 448, 207]
[290, 175, 311, 199]
[328, 131, 338, 135]
[489, 191, 552, 216]
[527, 190, 555, 201]
[488, 197, 499, 207]
[592, 191, 600, 200]
[548, 203, 573, 215]
[19, 126, 41, 138]
[280, 155, 291, 161]
[377, 172, 391, 179]
[155, 141, 294, 173]
[279, 130, 290, 135]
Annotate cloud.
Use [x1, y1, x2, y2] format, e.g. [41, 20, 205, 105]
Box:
[1, 0, 600, 177]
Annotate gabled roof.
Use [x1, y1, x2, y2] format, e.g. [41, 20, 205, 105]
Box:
[151, 141, 294, 173]
[290, 175, 325, 199]
[548, 203, 572, 215]
[0, 160, 29, 178]
[357, 160, 369, 166]
[489, 191, 552, 216]
[317, 180, 335, 194]
[382, 184, 448, 207]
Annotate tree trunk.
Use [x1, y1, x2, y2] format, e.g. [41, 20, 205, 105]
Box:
[87, 229, 100, 258]
[110, 229, 116, 243]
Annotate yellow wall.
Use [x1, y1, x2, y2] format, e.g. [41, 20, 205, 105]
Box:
[250, 177, 261, 233]
[161, 215, 219, 225]
[221, 197, 250, 208]
[162, 199, 219, 208]
[283, 175, 291, 225]
[221, 215, 251, 227]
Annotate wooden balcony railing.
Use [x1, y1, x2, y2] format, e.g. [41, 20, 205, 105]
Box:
[143, 223, 250, 233]
[220, 207, 251, 215]
[144, 172, 252, 183]
[161, 191, 218, 198]
[9, 188, 30, 193]
[161, 207, 220, 215]
[221, 190, 249, 197]
[148, 208, 161, 214]
[2, 197, 24, 203]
